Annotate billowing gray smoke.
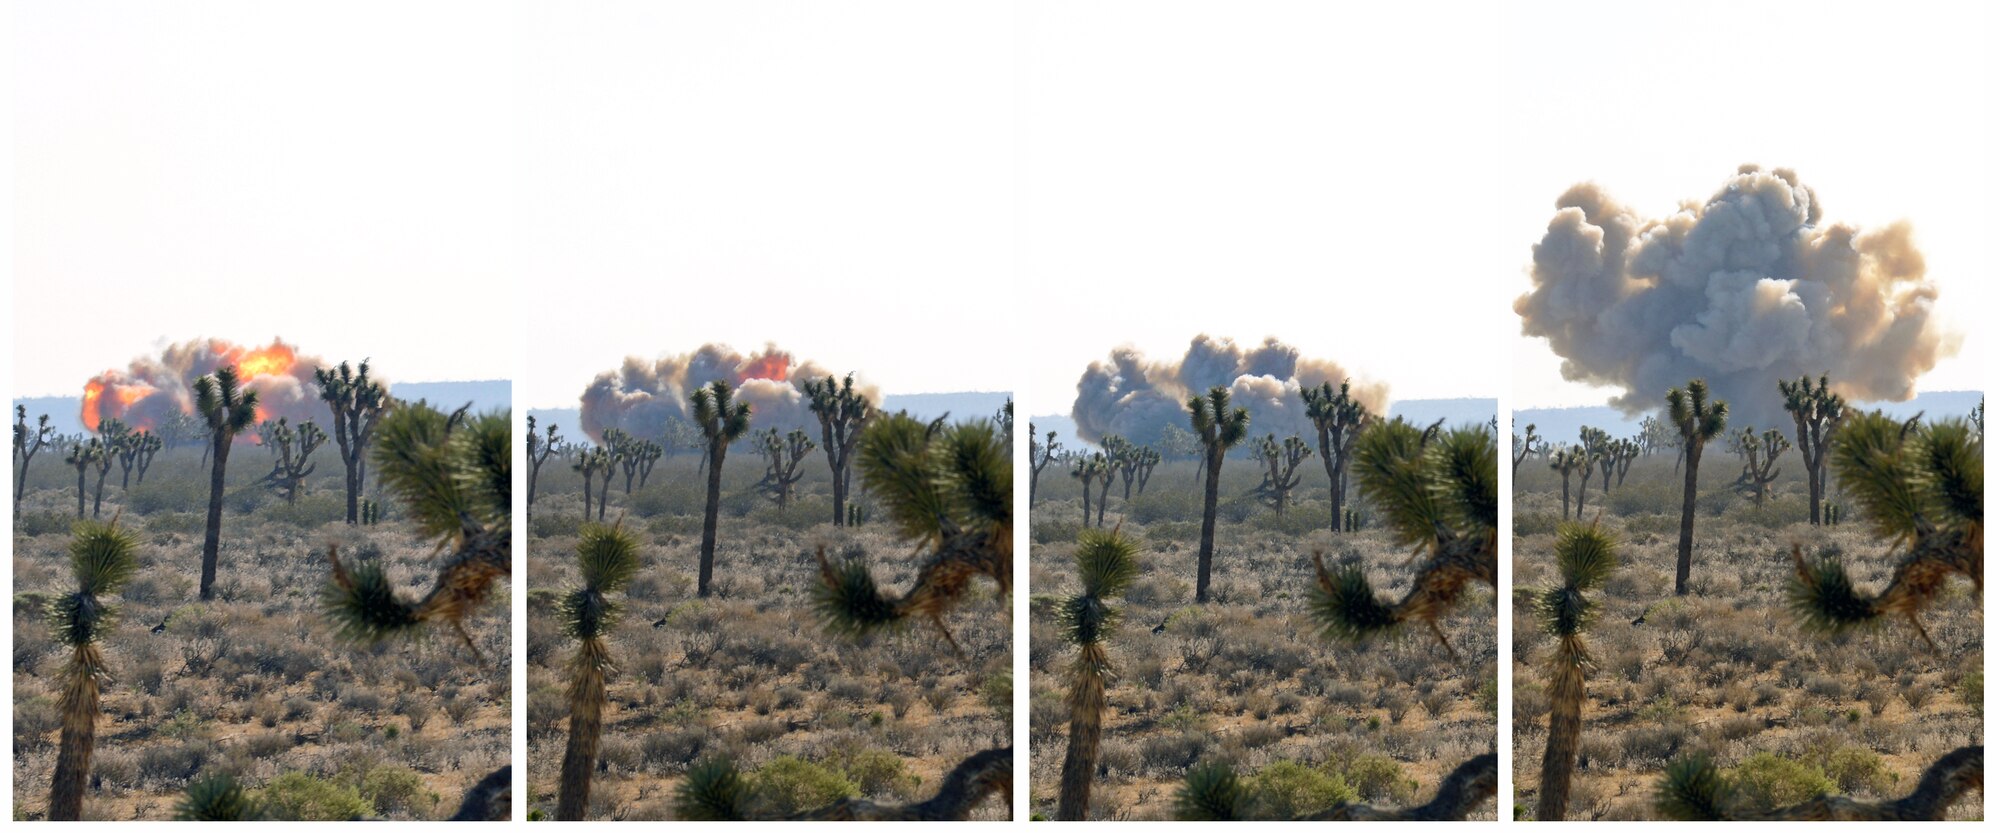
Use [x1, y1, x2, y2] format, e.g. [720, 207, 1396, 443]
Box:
[1516, 166, 1956, 427]
[578, 343, 879, 443]
[1072, 335, 1388, 448]
[82, 337, 331, 436]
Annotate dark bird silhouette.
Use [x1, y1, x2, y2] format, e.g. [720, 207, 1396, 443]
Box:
[151, 616, 169, 635]
[1152, 621, 1168, 635]
[652, 615, 668, 629]
[1631, 613, 1646, 626]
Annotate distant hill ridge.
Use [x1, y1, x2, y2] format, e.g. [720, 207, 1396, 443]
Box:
[1030, 397, 1498, 452]
[14, 379, 512, 436]
[528, 390, 1013, 441]
[1513, 390, 1983, 443]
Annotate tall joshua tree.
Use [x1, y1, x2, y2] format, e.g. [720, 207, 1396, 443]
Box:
[16, 406, 57, 500]
[122, 430, 163, 487]
[1131, 446, 1159, 496]
[572, 446, 607, 522]
[314, 359, 388, 524]
[1249, 434, 1312, 517]
[1056, 527, 1138, 821]
[257, 418, 327, 505]
[1512, 422, 1541, 478]
[692, 380, 751, 597]
[45, 517, 139, 821]
[1728, 428, 1788, 508]
[754, 428, 816, 507]
[195, 366, 260, 600]
[526, 416, 562, 519]
[557, 522, 640, 820]
[805, 373, 872, 527]
[1666, 380, 1727, 596]
[1190, 387, 1250, 603]
[1610, 438, 1639, 487]
[1549, 447, 1583, 521]
[101, 420, 141, 489]
[1778, 374, 1847, 525]
[1029, 424, 1062, 504]
[1071, 452, 1109, 527]
[1313, 419, 1497, 660]
[85, 419, 130, 518]
[1302, 379, 1370, 534]
[65, 438, 103, 519]
[1787, 410, 1981, 651]
[1533, 521, 1617, 820]
[324, 400, 511, 659]
[1574, 426, 1609, 516]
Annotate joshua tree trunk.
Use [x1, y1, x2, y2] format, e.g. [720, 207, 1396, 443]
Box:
[1538, 635, 1585, 820]
[1080, 481, 1092, 526]
[557, 650, 606, 820]
[1808, 467, 1824, 526]
[47, 644, 104, 821]
[698, 445, 725, 597]
[199, 433, 231, 601]
[1558, 474, 1570, 521]
[75, 466, 88, 518]
[1674, 444, 1700, 596]
[580, 473, 594, 522]
[91, 467, 110, 518]
[1057, 642, 1109, 820]
[1196, 447, 1222, 603]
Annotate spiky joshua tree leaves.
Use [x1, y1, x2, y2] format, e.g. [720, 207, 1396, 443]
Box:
[692, 380, 752, 597]
[1310, 419, 1497, 661]
[1786, 410, 1981, 651]
[313, 359, 389, 525]
[1055, 527, 1139, 820]
[1780, 373, 1848, 525]
[323, 401, 510, 661]
[556, 522, 640, 820]
[1666, 379, 1728, 596]
[1302, 379, 1372, 534]
[1189, 387, 1250, 603]
[15, 405, 57, 500]
[194, 366, 260, 600]
[1173, 753, 1499, 820]
[1656, 746, 1983, 820]
[805, 372, 874, 527]
[1532, 521, 1617, 820]
[46, 517, 140, 821]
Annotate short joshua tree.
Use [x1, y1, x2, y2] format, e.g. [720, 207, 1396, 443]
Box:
[556, 522, 641, 820]
[1055, 527, 1139, 821]
[1301, 379, 1372, 534]
[1249, 433, 1312, 517]
[1029, 424, 1062, 504]
[1728, 427, 1789, 508]
[1511, 422, 1541, 478]
[1532, 521, 1617, 820]
[753, 428, 816, 507]
[257, 418, 327, 505]
[526, 415, 563, 519]
[1548, 446, 1584, 521]
[15, 405, 57, 500]
[45, 517, 140, 821]
[804, 372, 873, 527]
[1778, 373, 1847, 525]
[313, 359, 389, 525]
[64, 437, 107, 519]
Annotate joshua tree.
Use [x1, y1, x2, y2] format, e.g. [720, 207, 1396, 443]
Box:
[1778, 374, 1847, 525]
[591, 443, 617, 521]
[1787, 410, 1981, 652]
[805, 372, 872, 527]
[602, 428, 660, 494]
[1511, 422, 1541, 478]
[1311, 419, 1497, 660]
[1102, 434, 1136, 499]
[1666, 379, 1728, 596]
[1301, 379, 1371, 534]
[1131, 446, 1160, 495]
[82, 418, 131, 518]
[631, 438, 662, 489]
[572, 446, 608, 522]
[1069, 452, 1111, 528]
[526, 416, 563, 518]
[1173, 753, 1499, 820]
[1610, 438, 1639, 487]
[314, 359, 389, 525]
[994, 398, 1013, 444]
[753, 428, 816, 507]
[1190, 387, 1250, 603]
[1728, 427, 1788, 508]
[1638, 414, 1675, 457]
[127, 431, 163, 486]
[1548, 446, 1583, 521]
[65, 438, 104, 519]
[100, 420, 142, 489]
[1249, 433, 1312, 517]
[256, 418, 327, 505]
[556, 522, 640, 820]
[1029, 424, 1062, 504]
[324, 400, 510, 660]
[15, 405, 56, 500]
[1532, 521, 1617, 820]
[195, 366, 261, 600]
[692, 380, 752, 597]
[1054, 527, 1138, 820]
[1574, 426, 1610, 516]
[1656, 746, 1983, 820]
[45, 517, 139, 821]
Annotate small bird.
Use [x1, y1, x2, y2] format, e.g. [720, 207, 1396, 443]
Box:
[1151, 621, 1168, 635]
[151, 616, 170, 635]
[652, 615, 668, 629]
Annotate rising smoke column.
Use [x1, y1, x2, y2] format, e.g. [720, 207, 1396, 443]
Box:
[1515, 166, 1956, 427]
[1071, 335, 1388, 447]
[577, 343, 877, 442]
[81, 337, 333, 434]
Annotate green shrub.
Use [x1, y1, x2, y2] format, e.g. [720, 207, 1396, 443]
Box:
[261, 493, 346, 528]
[1821, 746, 1896, 796]
[1248, 760, 1356, 818]
[1123, 489, 1205, 525]
[360, 765, 440, 819]
[122, 479, 207, 514]
[831, 748, 918, 798]
[752, 756, 857, 815]
[1337, 755, 1418, 805]
[257, 772, 374, 820]
[1960, 671, 1983, 716]
[1511, 511, 1559, 537]
[529, 510, 582, 539]
[1730, 752, 1833, 813]
[145, 511, 204, 535]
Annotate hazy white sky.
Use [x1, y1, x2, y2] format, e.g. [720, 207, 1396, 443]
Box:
[13, 2, 517, 396]
[1020, 1, 1506, 416]
[1504, 0, 1992, 408]
[515, 2, 1017, 408]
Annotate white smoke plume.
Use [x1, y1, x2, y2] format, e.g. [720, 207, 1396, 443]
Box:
[577, 343, 879, 443]
[82, 337, 333, 435]
[1515, 165, 1957, 427]
[1071, 335, 1388, 448]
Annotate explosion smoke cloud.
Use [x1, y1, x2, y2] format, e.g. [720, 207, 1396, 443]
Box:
[1071, 335, 1388, 448]
[81, 337, 333, 435]
[578, 343, 879, 443]
[1515, 166, 1956, 427]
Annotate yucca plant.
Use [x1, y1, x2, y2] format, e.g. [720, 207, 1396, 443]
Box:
[46, 517, 140, 820]
[1666, 379, 1728, 596]
[15, 405, 57, 501]
[805, 372, 874, 527]
[1173, 753, 1498, 820]
[1301, 379, 1372, 535]
[175, 774, 259, 821]
[1779, 374, 1847, 525]
[323, 401, 510, 661]
[1189, 387, 1251, 602]
[194, 365, 260, 600]
[1055, 527, 1139, 820]
[1786, 411, 1981, 651]
[1311, 419, 1497, 660]
[1656, 746, 1982, 820]
[1532, 521, 1617, 820]
[314, 359, 389, 525]
[556, 522, 641, 820]
[692, 380, 752, 597]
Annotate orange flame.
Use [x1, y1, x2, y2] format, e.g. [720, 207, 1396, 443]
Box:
[231, 342, 298, 379]
[738, 353, 791, 382]
[81, 378, 154, 432]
